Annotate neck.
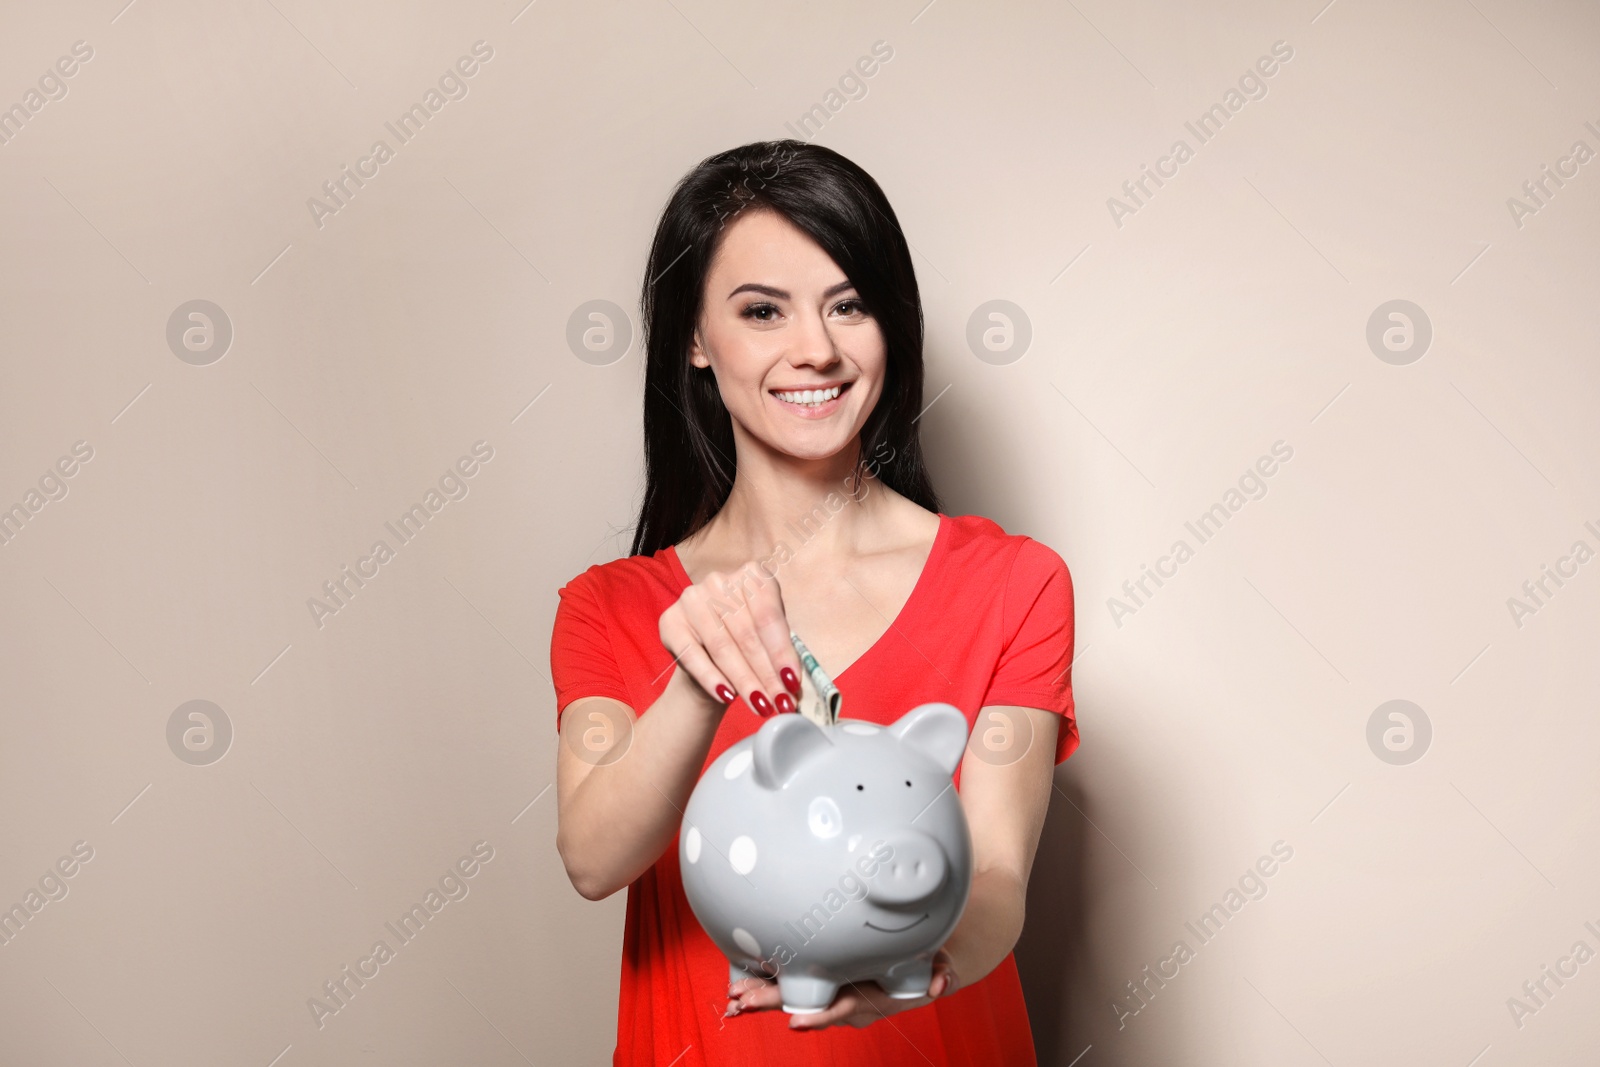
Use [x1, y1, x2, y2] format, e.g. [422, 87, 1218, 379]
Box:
[690, 429, 890, 563]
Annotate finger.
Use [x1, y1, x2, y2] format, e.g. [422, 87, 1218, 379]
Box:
[659, 611, 735, 705]
[742, 567, 805, 703]
[719, 566, 788, 714]
[728, 976, 772, 998]
[681, 586, 767, 713]
[737, 982, 784, 1012]
[789, 992, 859, 1030]
[693, 574, 778, 716]
[932, 954, 960, 997]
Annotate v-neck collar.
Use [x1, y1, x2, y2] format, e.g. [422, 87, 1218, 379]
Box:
[661, 512, 950, 683]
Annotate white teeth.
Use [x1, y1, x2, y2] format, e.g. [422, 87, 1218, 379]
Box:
[775, 385, 841, 406]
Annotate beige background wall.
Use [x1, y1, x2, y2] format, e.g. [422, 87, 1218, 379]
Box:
[1, 0, 1596, 1063]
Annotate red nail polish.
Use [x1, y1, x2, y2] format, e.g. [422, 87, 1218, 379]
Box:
[715, 684, 736, 704]
[750, 691, 773, 717]
[780, 667, 801, 696]
[775, 692, 795, 715]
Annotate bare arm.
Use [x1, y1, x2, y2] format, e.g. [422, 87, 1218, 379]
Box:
[555, 561, 804, 901]
[937, 705, 1061, 989]
[555, 667, 727, 900]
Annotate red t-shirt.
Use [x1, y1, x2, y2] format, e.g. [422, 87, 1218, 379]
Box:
[550, 512, 1079, 1066]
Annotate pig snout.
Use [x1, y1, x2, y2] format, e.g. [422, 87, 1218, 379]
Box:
[863, 831, 949, 906]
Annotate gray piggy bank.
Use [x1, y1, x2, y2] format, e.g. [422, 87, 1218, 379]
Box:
[679, 702, 973, 1014]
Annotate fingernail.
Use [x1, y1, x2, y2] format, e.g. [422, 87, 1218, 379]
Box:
[775, 692, 796, 715]
[780, 667, 801, 695]
[750, 691, 773, 717]
[715, 683, 736, 704]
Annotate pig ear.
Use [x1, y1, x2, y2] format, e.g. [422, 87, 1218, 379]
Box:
[752, 714, 833, 791]
[889, 703, 969, 777]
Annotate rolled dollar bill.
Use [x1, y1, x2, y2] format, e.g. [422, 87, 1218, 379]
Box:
[788, 631, 841, 727]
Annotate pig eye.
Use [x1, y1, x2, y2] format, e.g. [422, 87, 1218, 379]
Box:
[855, 784, 863, 791]
[905, 780, 912, 787]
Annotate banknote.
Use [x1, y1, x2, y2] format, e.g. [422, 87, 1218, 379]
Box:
[788, 631, 840, 728]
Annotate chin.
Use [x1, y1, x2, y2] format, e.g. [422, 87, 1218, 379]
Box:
[768, 435, 855, 463]
[734, 393, 878, 464]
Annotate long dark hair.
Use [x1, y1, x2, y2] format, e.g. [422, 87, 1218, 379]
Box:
[630, 139, 940, 557]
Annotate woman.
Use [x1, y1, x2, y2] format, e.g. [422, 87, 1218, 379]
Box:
[551, 139, 1078, 1065]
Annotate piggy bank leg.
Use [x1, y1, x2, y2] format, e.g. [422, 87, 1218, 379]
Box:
[876, 958, 934, 999]
[778, 974, 839, 1014]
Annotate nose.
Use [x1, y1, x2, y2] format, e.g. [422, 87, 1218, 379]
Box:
[862, 831, 948, 907]
[789, 306, 841, 372]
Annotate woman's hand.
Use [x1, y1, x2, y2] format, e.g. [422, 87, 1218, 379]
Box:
[724, 949, 961, 1030]
[659, 560, 804, 718]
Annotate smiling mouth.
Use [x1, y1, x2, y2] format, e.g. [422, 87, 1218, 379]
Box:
[771, 380, 852, 413]
[864, 913, 928, 933]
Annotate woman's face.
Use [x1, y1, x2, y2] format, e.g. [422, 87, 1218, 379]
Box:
[689, 207, 885, 463]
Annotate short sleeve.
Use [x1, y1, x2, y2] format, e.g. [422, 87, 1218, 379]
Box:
[981, 538, 1079, 765]
[549, 573, 633, 732]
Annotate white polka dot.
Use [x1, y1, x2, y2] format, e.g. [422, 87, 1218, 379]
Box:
[732, 927, 761, 957]
[724, 749, 753, 778]
[684, 826, 702, 863]
[808, 796, 842, 839]
[842, 723, 879, 735]
[729, 835, 758, 874]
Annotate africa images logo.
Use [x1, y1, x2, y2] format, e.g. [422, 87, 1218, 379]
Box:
[306, 41, 494, 229]
[307, 841, 495, 1028]
[306, 442, 495, 628]
[1106, 40, 1294, 228]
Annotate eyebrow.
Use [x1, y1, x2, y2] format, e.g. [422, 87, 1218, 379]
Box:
[726, 280, 857, 301]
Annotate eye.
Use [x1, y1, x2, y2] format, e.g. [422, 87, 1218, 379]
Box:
[741, 302, 779, 322]
[832, 298, 868, 317]
[856, 784, 864, 791]
[905, 780, 912, 787]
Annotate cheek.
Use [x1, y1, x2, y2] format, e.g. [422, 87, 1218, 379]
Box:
[851, 353, 888, 413]
[850, 330, 889, 384]
[855, 377, 886, 416]
[716, 375, 761, 418]
[712, 340, 765, 388]
[706, 352, 773, 423]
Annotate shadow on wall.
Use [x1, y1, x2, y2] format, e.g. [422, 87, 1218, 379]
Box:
[928, 347, 1113, 1062]
[1014, 768, 1096, 1066]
